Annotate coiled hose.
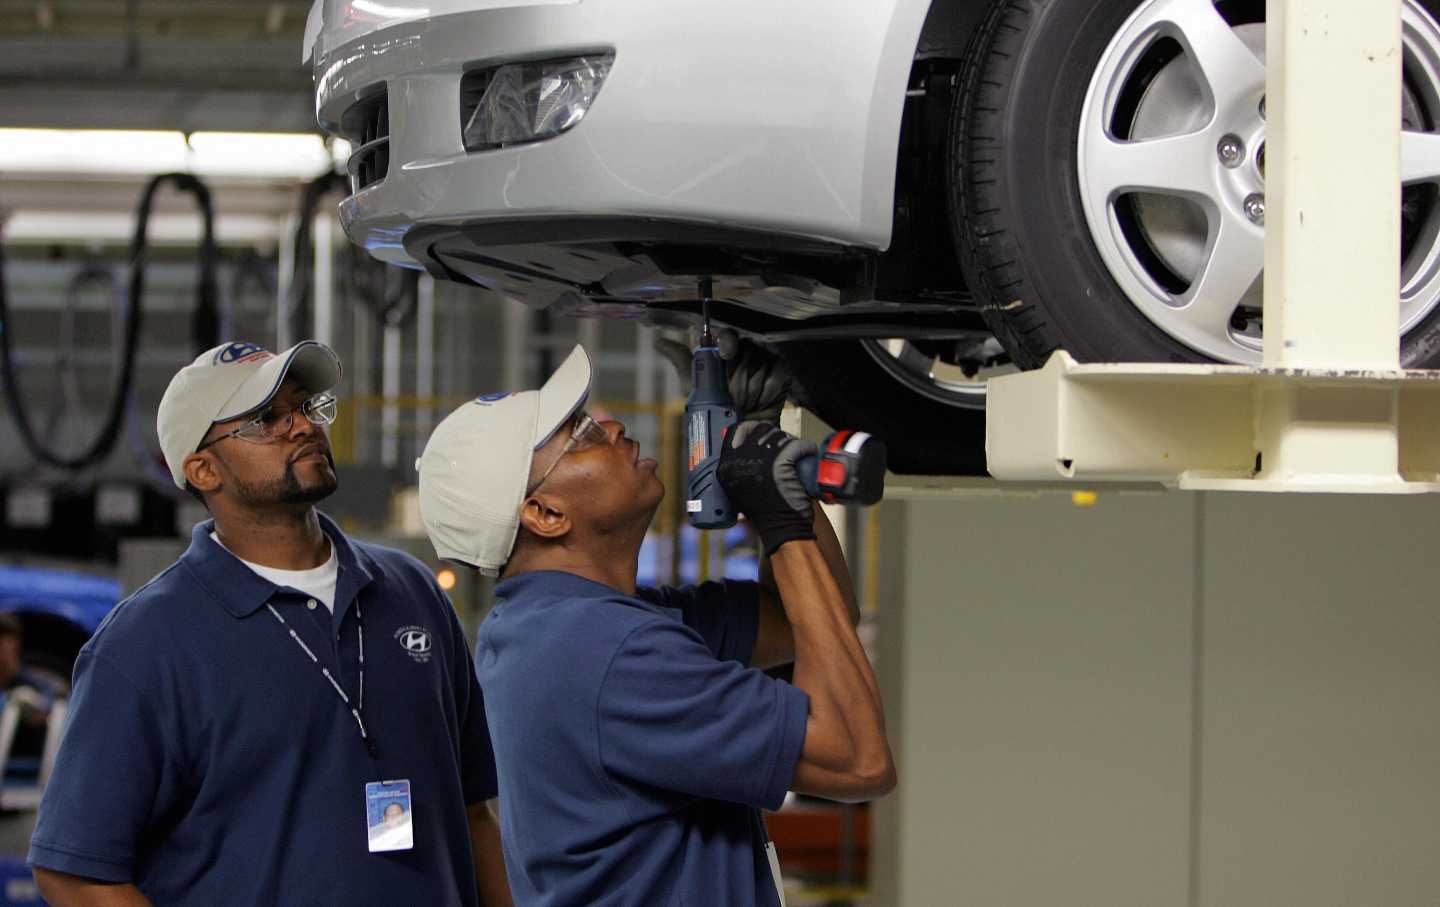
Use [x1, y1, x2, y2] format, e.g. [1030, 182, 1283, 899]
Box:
[0, 172, 219, 470]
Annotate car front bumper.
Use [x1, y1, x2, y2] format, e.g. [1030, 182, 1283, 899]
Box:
[311, 0, 932, 267]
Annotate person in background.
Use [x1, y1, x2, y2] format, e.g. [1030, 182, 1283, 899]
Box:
[0, 614, 62, 703]
[0, 613, 63, 751]
[29, 341, 513, 907]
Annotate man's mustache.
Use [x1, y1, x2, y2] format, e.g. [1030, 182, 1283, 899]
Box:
[289, 444, 335, 467]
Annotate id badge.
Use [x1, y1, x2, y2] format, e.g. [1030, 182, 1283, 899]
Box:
[365, 780, 414, 853]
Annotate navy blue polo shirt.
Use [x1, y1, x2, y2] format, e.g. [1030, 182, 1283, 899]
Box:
[477, 571, 809, 907]
[29, 515, 497, 906]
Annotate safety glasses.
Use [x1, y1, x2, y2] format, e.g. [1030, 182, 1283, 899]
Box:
[197, 391, 338, 451]
[526, 411, 609, 496]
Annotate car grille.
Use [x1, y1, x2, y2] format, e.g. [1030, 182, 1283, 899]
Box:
[341, 90, 390, 193]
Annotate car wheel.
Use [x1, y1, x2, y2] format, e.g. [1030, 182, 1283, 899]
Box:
[779, 339, 1002, 475]
[953, 0, 1440, 369]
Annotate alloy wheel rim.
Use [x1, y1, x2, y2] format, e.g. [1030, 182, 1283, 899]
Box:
[861, 338, 1016, 410]
[1077, 0, 1440, 364]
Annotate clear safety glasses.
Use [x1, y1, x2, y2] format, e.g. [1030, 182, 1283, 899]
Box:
[197, 392, 339, 451]
[526, 411, 610, 496]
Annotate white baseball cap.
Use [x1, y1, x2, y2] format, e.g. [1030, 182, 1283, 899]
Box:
[417, 344, 592, 575]
[157, 340, 343, 488]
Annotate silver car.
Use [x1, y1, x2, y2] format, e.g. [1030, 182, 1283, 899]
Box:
[307, 0, 1440, 473]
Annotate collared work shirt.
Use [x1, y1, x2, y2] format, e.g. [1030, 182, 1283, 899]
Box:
[29, 515, 497, 906]
[478, 571, 809, 907]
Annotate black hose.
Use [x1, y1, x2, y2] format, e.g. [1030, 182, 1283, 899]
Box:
[288, 169, 417, 339]
[225, 247, 278, 340]
[343, 243, 418, 328]
[0, 171, 219, 471]
[385, 269, 420, 327]
[41, 261, 123, 446]
[283, 171, 349, 343]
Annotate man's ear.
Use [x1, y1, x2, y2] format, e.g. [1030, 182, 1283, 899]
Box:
[183, 451, 223, 496]
[517, 494, 571, 540]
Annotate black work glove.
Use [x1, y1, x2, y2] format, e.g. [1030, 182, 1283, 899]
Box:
[655, 330, 792, 423]
[717, 421, 817, 555]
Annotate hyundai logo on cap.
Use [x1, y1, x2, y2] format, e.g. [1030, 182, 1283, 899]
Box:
[473, 392, 513, 405]
[214, 342, 273, 365]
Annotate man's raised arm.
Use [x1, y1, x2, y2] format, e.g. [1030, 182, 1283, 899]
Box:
[719, 422, 895, 803]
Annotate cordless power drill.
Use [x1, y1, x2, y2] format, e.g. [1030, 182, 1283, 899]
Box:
[684, 292, 887, 530]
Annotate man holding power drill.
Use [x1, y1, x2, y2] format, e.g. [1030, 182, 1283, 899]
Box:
[416, 344, 895, 907]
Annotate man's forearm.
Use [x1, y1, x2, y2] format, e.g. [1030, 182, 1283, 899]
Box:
[810, 506, 859, 626]
[808, 508, 881, 706]
[773, 539, 894, 801]
[468, 800, 514, 907]
[758, 506, 858, 625]
[32, 870, 153, 907]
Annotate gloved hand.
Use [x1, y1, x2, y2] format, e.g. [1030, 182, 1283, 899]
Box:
[655, 329, 792, 423]
[717, 421, 817, 555]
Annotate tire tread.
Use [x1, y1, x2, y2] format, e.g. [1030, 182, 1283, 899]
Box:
[952, 0, 1060, 370]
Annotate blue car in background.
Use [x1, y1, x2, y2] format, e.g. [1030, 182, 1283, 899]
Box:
[0, 566, 118, 905]
[0, 566, 117, 681]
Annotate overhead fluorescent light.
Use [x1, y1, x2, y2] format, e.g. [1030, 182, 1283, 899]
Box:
[0, 129, 348, 179]
[0, 129, 186, 175]
[185, 132, 340, 178]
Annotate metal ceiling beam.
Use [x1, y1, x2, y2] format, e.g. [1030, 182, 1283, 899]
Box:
[0, 35, 306, 82]
[0, 30, 313, 132]
[0, 85, 314, 132]
[0, 68, 308, 94]
[0, 0, 315, 132]
[0, 0, 311, 38]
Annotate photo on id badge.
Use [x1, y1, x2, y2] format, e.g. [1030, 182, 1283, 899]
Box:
[366, 780, 414, 852]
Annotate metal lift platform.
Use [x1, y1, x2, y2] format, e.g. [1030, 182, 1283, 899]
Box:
[985, 0, 1438, 494]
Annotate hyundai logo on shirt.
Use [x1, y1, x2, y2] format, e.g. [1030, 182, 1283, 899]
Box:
[395, 626, 433, 661]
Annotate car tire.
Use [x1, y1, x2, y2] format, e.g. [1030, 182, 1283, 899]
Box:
[952, 0, 1440, 370]
[779, 340, 988, 475]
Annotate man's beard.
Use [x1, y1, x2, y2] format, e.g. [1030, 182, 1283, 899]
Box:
[233, 451, 338, 506]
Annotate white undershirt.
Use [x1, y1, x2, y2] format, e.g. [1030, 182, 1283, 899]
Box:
[211, 531, 339, 614]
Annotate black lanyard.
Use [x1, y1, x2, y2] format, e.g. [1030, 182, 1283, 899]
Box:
[265, 599, 375, 759]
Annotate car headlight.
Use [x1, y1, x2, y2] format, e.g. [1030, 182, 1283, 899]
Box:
[461, 54, 614, 151]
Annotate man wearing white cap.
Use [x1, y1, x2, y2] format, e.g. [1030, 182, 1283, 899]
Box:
[417, 345, 894, 907]
[30, 341, 513, 907]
